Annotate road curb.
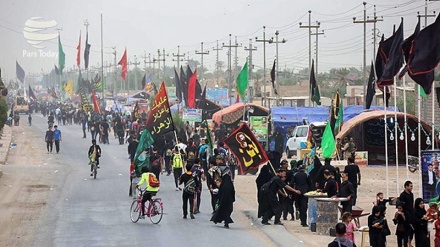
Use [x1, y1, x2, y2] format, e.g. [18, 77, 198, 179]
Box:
[0, 126, 12, 165]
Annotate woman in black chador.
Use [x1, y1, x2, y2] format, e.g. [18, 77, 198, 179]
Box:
[211, 174, 235, 228]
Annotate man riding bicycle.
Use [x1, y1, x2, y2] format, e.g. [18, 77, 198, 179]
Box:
[136, 166, 160, 218]
[88, 139, 102, 176]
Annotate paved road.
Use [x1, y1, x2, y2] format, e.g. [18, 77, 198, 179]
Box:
[30, 115, 282, 247]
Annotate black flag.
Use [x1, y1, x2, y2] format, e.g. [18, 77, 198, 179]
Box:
[16, 61, 25, 83]
[366, 62, 376, 109]
[270, 59, 277, 95]
[407, 14, 440, 95]
[54, 65, 60, 75]
[180, 66, 188, 106]
[174, 68, 182, 102]
[377, 19, 404, 86]
[84, 32, 91, 70]
[28, 85, 37, 100]
[141, 74, 146, 90]
[310, 60, 321, 105]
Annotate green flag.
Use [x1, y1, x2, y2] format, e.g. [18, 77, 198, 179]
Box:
[420, 85, 428, 99]
[58, 36, 65, 75]
[206, 125, 214, 156]
[133, 129, 155, 176]
[236, 61, 248, 102]
[334, 100, 343, 135]
[321, 122, 336, 158]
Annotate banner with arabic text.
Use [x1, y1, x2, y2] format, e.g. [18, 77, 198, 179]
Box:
[223, 122, 268, 175]
[145, 81, 175, 138]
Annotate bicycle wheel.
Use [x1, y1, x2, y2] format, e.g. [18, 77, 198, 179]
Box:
[93, 163, 97, 179]
[130, 200, 141, 223]
[149, 200, 163, 224]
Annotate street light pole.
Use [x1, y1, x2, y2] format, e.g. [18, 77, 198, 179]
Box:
[268, 31, 286, 105]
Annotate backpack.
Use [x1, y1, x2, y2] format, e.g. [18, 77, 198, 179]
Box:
[151, 156, 162, 169]
[148, 173, 160, 188]
[184, 176, 196, 194]
[261, 177, 277, 193]
[173, 153, 183, 168]
[188, 151, 195, 161]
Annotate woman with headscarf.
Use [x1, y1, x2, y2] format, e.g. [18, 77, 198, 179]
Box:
[368, 206, 386, 247]
[256, 165, 274, 218]
[413, 197, 429, 246]
[211, 174, 235, 228]
[309, 157, 322, 191]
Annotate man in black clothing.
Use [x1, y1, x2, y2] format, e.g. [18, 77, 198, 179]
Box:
[343, 157, 361, 205]
[399, 180, 414, 245]
[127, 135, 139, 163]
[260, 169, 301, 225]
[280, 160, 295, 221]
[336, 173, 354, 213]
[88, 139, 102, 176]
[149, 147, 163, 180]
[291, 164, 310, 227]
[315, 158, 337, 190]
[322, 170, 337, 198]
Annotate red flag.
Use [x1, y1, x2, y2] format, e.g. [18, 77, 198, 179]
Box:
[118, 48, 128, 81]
[145, 82, 175, 138]
[235, 94, 240, 103]
[76, 32, 81, 67]
[187, 69, 197, 108]
[91, 90, 101, 113]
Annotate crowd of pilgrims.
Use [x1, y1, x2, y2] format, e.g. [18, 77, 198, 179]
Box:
[24, 102, 440, 246]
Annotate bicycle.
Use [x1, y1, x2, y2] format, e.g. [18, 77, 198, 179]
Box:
[90, 160, 98, 179]
[130, 188, 163, 224]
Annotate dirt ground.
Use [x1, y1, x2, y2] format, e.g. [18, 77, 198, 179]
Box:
[233, 161, 431, 246]
[0, 124, 55, 246]
[0, 123, 431, 246]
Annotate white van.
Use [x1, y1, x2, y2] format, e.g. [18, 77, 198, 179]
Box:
[285, 122, 327, 158]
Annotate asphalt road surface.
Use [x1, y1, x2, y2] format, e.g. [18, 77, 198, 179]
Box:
[26, 114, 306, 247]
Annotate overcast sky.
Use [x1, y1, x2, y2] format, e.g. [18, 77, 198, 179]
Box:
[1, 0, 439, 82]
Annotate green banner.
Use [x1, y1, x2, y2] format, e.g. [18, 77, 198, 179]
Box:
[249, 116, 268, 142]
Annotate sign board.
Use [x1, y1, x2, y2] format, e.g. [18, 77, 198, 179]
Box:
[354, 151, 368, 166]
[182, 108, 203, 122]
[167, 86, 176, 100]
[206, 88, 229, 106]
[421, 150, 440, 203]
[249, 116, 268, 142]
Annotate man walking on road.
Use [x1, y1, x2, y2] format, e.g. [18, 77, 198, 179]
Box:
[53, 125, 62, 154]
[291, 164, 310, 227]
[45, 126, 54, 154]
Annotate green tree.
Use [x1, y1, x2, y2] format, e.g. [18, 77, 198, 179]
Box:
[0, 97, 7, 130]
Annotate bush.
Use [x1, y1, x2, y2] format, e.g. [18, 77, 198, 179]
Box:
[0, 98, 7, 130]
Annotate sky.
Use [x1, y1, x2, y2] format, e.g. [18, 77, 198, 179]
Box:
[1, 0, 439, 82]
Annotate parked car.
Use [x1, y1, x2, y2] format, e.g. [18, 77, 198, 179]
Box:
[285, 122, 326, 158]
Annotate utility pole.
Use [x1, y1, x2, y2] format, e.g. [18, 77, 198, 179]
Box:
[372, 5, 383, 56]
[223, 34, 241, 105]
[213, 40, 223, 85]
[300, 11, 320, 107]
[244, 38, 257, 102]
[141, 51, 148, 73]
[353, 2, 378, 109]
[268, 30, 287, 105]
[256, 26, 271, 107]
[112, 47, 117, 98]
[130, 55, 140, 91]
[172, 45, 185, 69]
[234, 36, 242, 81]
[195, 42, 209, 81]
[310, 22, 324, 75]
[154, 49, 166, 81]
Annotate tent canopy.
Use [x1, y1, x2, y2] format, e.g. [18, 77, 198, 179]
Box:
[212, 103, 269, 126]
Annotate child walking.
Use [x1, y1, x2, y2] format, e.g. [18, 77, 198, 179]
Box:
[393, 202, 409, 247]
[341, 212, 357, 244]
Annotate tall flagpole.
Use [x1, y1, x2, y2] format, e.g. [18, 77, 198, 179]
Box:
[432, 83, 435, 150]
[384, 87, 389, 197]
[403, 76, 409, 180]
[101, 14, 105, 100]
[394, 81, 399, 194]
[418, 86, 422, 197]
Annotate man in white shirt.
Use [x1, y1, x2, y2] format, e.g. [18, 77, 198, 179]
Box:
[423, 163, 436, 199]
